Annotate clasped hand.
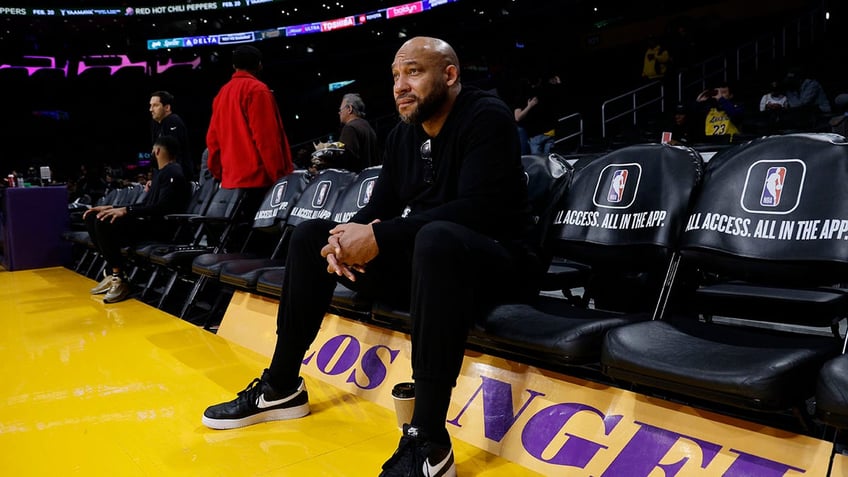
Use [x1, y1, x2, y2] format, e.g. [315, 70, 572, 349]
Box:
[320, 220, 380, 282]
[82, 205, 127, 223]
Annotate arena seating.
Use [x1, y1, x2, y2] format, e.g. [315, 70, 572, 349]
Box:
[126, 177, 219, 268]
[63, 182, 147, 277]
[181, 169, 310, 320]
[601, 133, 848, 430]
[817, 352, 848, 429]
[137, 184, 247, 309]
[193, 168, 358, 325]
[473, 143, 705, 368]
[60, 135, 848, 446]
[209, 166, 378, 299]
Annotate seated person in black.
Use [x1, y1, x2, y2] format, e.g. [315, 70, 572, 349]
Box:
[201, 36, 539, 477]
[84, 135, 191, 303]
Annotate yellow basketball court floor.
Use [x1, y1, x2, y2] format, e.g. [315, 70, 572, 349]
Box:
[0, 266, 540, 476]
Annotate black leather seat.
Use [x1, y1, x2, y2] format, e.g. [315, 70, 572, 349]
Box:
[475, 144, 704, 367]
[218, 166, 362, 324]
[522, 154, 588, 298]
[126, 178, 219, 265]
[142, 185, 248, 309]
[602, 133, 848, 419]
[816, 354, 848, 429]
[180, 170, 310, 319]
[215, 168, 360, 295]
[254, 267, 284, 298]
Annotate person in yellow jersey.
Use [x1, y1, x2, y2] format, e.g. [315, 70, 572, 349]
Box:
[696, 82, 744, 140]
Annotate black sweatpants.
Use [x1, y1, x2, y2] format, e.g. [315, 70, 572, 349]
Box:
[267, 218, 531, 391]
[85, 213, 142, 272]
[85, 213, 171, 272]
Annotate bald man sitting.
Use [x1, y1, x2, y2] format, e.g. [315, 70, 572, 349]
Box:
[202, 36, 538, 477]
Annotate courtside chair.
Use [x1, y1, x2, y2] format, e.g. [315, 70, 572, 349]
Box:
[602, 133, 848, 432]
[143, 185, 247, 310]
[474, 143, 704, 369]
[213, 168, 359, 300]
[179, 169, 310, 321]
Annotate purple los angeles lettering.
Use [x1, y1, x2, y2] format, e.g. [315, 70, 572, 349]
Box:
[448, 375, 808, 475]
[346, 344, 400, 390]
[447, 376, 544, 441]
[602, 422, 805, 476]
[302, 334, 399, 390]
[523, 403, 623, 468]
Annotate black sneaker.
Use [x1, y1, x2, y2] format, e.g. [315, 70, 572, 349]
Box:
[379, 424, 456, 477]
[202, 372, 310, 430]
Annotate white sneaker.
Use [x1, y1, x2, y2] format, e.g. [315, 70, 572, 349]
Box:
[103, 275, 130, 303]
[90, 270, 112, 294]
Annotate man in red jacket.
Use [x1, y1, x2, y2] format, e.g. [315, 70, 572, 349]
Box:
[206, 45, 294, 213]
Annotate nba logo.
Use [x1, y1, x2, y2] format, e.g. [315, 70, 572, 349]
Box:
[270, 183, 287, 207]
[313, 182, 330, 208]
[358, 178, 376, 208]
[607, 169, 628, 203]
[759, 166, 786, 207]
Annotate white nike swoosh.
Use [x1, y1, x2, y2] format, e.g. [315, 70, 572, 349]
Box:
[170, 126, 177, 130]
[423, 449, 453, 477]
[256, 391, 297, 409]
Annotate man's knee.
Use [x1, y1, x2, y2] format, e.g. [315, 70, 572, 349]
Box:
[413, 221, 467, 260]
[84, 212, 98, 228]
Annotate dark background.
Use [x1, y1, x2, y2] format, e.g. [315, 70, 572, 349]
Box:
[0, 0, 839, 183]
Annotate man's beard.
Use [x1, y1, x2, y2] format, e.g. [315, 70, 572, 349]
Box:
[398, 81, 448, 124]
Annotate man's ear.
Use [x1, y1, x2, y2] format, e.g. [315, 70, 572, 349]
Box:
[445, 64, 459, 87]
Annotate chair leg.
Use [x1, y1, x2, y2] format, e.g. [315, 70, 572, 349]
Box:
[95, 260, 107, 280]
[156, 270, 179, 309]
[179, 275, 207, 320]
[74, 249, 90, 273]
[127, 264, 140, 283]
[85, 252, 101, 278]
[140, 267, 159, 299]
[203, 288, 230, 330]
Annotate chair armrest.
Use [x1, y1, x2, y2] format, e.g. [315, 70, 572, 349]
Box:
[163, 213, 202, 221]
